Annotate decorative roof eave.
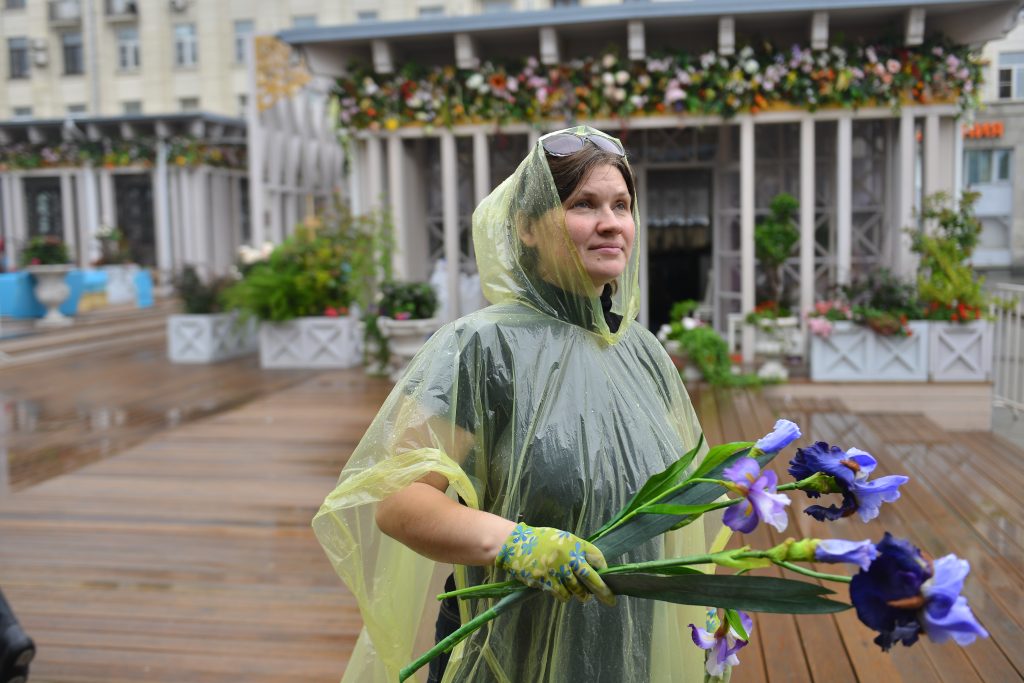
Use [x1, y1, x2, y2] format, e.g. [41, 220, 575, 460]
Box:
[0, 112, 247, 146]
[279, 0, 1022, 50]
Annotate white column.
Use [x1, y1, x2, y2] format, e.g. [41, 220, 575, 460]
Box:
[441, 130, 460, 321]
[79, 166, 101, 265]
[347, 140, 363, 215]
[953, 115, 964, 207]
[168, 168, 183, 268]
[269, 190, 283, 244]
[740, 117, 755, 363]
[366, 135, 384, 210]
[191, 169, 209, 268]
[0, 176, 16, 270]
[799, 117, 815, 326]
[245, 33, 265, 247]
[179, 169, 194, 265]
[227, 175, 242, 253]
[387, 134, 407, 279]
[99, 169, 115, 230]
[923, 113, 941, 202]
[59, 172, 78, 263]
[154, 140, 173, 276]
[836, 114, 852, 285]
[897, 112, 917, 277]
[473, 130, 489, 204]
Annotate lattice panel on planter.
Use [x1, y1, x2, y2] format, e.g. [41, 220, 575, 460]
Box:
[168, 313, 257, 364]
[810, 321, 928, 382]
[810, 322, 871, 381]
[929, 320, 992, 381]
[259, 317, 363, 369]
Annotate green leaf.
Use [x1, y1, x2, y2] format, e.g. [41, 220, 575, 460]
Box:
[690, 441, 755, 481]
[641, 503, 725, 517]
[725, 608, 749, 641]
[602, 573, 850, 614]
[605, 564, 704, 577]
[589, 434, 705, 540]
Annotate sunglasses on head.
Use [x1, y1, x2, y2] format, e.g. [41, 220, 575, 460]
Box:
[540, 131, 625, 158]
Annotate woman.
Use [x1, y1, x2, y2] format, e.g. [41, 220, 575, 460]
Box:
[314, 125, 714, 682]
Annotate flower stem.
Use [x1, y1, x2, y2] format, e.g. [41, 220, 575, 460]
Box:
[774, 559, 852, 584]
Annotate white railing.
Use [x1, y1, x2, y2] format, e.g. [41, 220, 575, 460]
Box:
[990, 283, 1024, 414]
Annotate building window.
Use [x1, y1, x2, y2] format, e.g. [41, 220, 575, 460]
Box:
[174, 23, 198, 67]
[356, 10, 378, 21]
[5, 0, 26, 8]
[62, 32, 84, 75]
[123, 100, 142, 115]
[8, 37, 29, 79]
[997, 51, 1024, 100]
[965, 148, 1012, 185]
[117, 26, 140, 70]
[419, 5, 444, 17]
[233, 19, 253, 64]
[179, 97, 199, 111]
[480, 0, 512, 11]
[292, 15, 316, 28]
[67, 104, 87, 116]
[237, 93, 248, 117]
[551, 0, 579, 5]
[12, 106, 32, 118]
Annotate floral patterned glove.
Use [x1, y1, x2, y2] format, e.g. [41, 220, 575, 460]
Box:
[494, 523, 616, 606]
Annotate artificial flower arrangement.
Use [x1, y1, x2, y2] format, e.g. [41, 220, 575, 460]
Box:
[398, 419, 987, 682]
[0, 137, 245, 172]
[333, 36, 981, 132]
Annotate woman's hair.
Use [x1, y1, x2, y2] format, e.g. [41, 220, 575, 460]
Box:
[545, 143, 637, 207]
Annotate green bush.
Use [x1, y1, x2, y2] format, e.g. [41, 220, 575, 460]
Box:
[174, 265, 235, 315]
[223, 203, 392, 322]
[663, 300, 762, 387]
[379, 281, 438, 320]
[20, 235, 70, 266]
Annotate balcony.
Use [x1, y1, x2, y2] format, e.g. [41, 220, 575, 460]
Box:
[47, 0, 82, 27]
[105, 0, 138, 22]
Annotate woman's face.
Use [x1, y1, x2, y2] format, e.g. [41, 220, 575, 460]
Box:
[522, 163, 635, 294]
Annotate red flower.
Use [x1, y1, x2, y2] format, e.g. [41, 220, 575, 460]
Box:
[324, 306, 339, 317]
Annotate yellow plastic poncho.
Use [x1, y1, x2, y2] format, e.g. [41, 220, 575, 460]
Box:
[314, 126, 716, 683]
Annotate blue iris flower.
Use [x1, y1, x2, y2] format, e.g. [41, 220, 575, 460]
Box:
[689, 611, 753, 677]
[754, 419, 802, 454]
[789, 442, 908, 522]
[848, 533, 988, 651]
[814, 538, 879, 571]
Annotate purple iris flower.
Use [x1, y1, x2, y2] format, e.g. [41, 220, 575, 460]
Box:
[788, 442, 908, 523]
[689, 611, 753, 677]
[754, 418, 802, 454]
[920, 555, 990, 646]
[814, 538, 879, 571]
[721, 458, 791, 533]
[849, 533, 987, 651]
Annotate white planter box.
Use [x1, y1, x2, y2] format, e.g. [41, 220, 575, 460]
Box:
[259, 316, 363, 369]
[928, 320, 992, 382]
[810, 320, 929, 382]
[104, 264, 140, 305]
[167, 312, 257, 364]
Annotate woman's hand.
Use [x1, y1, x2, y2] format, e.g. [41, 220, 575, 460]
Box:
[495, 523, 616, 606]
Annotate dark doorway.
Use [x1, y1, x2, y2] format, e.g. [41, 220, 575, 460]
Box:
[114, 173, 156, 267]
[24, 177, 63, 239]
[646, 168, 713, 330]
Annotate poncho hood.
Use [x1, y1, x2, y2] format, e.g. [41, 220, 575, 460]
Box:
[472, 125, 641, 344]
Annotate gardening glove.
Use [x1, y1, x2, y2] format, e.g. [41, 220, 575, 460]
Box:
[494, 523, 616, 606]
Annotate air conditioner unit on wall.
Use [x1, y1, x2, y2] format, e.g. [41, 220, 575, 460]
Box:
[32, 38, 49, 67]
[169, 0, 188, 12]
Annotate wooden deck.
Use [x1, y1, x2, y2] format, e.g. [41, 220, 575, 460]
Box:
[0, 366, 1021, 682]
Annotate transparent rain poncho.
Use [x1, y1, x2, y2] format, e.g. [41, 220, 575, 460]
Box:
[313, 127, 717, 682]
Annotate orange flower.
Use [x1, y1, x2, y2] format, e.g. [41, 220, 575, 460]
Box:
[488, 73, 507, 90]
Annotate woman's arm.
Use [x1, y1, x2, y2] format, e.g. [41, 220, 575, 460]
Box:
[375, 472, 516, 566]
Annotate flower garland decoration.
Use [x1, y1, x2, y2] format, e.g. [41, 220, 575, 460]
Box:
[0, 137, 247, 171]
[333, 36, 981, 132]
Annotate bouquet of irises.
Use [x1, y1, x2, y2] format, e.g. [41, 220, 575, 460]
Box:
[400, 420, 987, 682]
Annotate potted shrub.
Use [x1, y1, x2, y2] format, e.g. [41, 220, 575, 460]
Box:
[167, 265, 256, 364]
[95, 225, 139, 305]
[21, 235, 73, 327]
[658, 300, 761, 386]
[911, 191, 992, 381]
[222, 205, 389, 369]
[374, 281, 441, 381]
[809, 269, 930, 382]
[746, 193, 801, 377]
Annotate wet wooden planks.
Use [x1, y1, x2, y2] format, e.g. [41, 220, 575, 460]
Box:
[0, 370, 393, 683]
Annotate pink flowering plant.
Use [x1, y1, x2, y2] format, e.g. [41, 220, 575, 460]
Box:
[400, 419, 988, 681]
[333, 37, 981, 132]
